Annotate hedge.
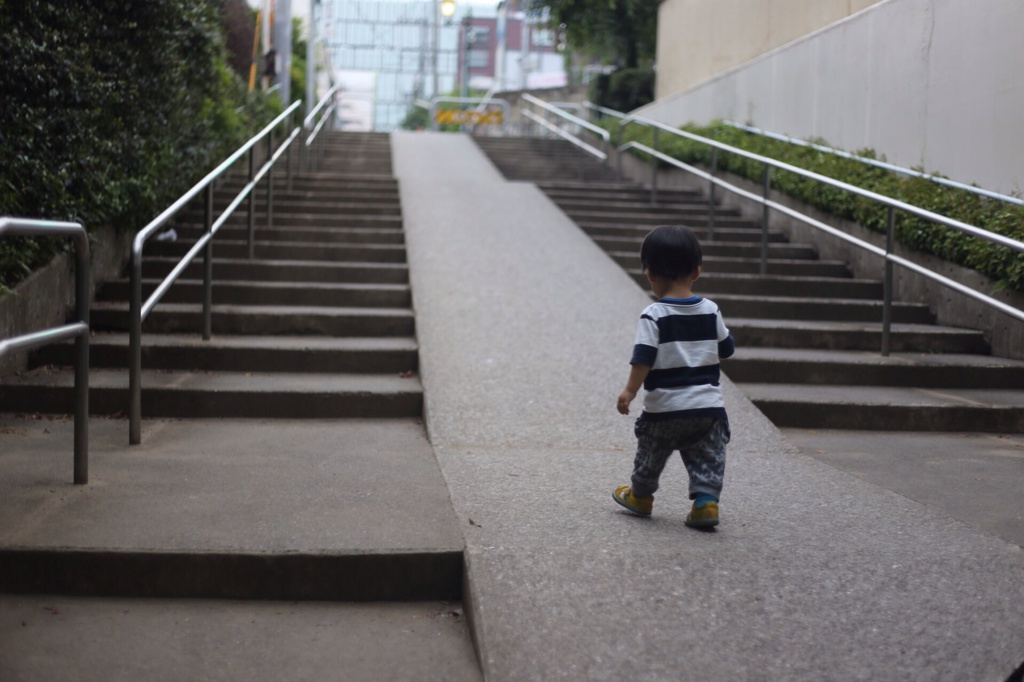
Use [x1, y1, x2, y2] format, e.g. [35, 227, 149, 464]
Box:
[604, 120, 1024, 292]
[0, 0, 280, 293]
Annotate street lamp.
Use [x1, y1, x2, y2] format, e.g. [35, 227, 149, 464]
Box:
[434, 0, 456, 98]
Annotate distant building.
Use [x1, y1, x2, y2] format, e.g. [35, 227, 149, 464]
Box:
[322, 0, 567, 131]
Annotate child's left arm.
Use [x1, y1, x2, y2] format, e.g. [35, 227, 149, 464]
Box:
[617, 363, 650, 415]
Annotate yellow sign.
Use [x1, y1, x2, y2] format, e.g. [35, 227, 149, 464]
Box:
[434, 109, 504, 125]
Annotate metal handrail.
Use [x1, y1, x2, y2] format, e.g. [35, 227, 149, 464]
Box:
[522, 93, 610, 150]
[616, 137, 1024, 355]
[128, 100, 303, 444]
[302, 85, 340, 172]
[0, 217, 90, 483]
[722, 120, 1024, 208]
[523, 110, 607, 161]
[618, 113, 1024, 254]
[582, 100, 627, 120]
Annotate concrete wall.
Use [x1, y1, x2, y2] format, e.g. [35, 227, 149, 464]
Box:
[646, 0, 1024, 195]
[656, 0, 880, 99]
[0, 225, 132, 377]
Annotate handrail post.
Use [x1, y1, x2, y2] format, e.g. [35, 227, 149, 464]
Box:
[266, 131, 274, 230]
[760, 163, 771, 275]
[129, 244, 143, 445]
[708, 148, 718, 239]
[203, 183, 214, 341]
[247, 147, 256, 259]
[287, 111, 294, 192]
[72, 233, 90, 484]
[882, 206, 895, 356]
[650, 128, 659, 205]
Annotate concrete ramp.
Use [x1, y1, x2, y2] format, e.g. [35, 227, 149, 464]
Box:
[394, 131, 1024, 681]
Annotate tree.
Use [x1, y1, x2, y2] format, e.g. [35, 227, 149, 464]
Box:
[526, 0, 657, 69]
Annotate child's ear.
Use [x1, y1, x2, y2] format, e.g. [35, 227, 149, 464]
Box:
[692, 265, 701, 282]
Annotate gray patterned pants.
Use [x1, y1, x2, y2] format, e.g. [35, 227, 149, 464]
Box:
[630, 416, 730, 499]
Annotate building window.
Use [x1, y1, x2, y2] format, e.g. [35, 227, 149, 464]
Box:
[532, 28, 554, 48]
[468, 49, 489, 68]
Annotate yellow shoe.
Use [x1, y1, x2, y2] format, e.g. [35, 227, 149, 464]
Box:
[685, 500, 719, 528]
[612, 484, 653, 517]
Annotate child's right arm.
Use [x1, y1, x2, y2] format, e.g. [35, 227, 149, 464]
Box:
[616, 364, 650, 415]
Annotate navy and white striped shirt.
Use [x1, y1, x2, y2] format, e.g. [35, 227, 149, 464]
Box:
[630, 296, 735, 421]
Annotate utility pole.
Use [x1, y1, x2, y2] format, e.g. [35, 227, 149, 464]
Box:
[273, 0, 292, 103]
[306, 0, 316, 117]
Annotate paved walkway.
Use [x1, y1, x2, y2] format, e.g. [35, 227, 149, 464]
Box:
[394, 131, 1024, 681]
[0, 131, 1021, 680]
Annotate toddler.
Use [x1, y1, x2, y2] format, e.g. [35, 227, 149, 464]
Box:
[613, 225, 734, 528]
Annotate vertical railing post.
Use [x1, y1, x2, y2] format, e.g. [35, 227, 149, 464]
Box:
[247, 147, 256, 259]
[707, 148, 718, 240]
[129, 245, 143, 445]
[73, 233, 90, 484]
[202, 183, 214, 341]
[650, 128, 659, 205]
[287, 111, 294, 192]
[266, 131, 274, 229]
[882, 206, 895, 356]
[760, 163, 771, 275]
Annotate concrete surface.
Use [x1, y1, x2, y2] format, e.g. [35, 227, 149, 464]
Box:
[2, 131, 1023, 680]
[394, 131, 1024, 681]
[0, 596, 480, 682]
[783, 429, 1024, 548]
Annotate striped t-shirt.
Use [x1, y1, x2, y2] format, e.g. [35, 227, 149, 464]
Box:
[630, 296, 735, 421]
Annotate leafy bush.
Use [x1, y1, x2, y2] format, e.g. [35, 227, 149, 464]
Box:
[0, 0, 279, 292]
[607, 120, 1024, 292]
[588, 68, 654, 113]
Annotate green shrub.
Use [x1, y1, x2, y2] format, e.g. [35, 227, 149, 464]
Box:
[589, 68, 654, 114]
[608, 119, 1024, 292]
[0, 0, 279, 292]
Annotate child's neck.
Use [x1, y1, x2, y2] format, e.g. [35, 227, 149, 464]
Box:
[660, 280, 696, 299]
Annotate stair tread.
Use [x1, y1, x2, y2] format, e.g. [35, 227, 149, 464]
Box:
[6, 367, 423, 392]
[735, 382, 1024, 407]
[92, 301, 414, 316]
[78, 333, 418, 351]
[728, 318, 975, 333]
[730, 347, 1024, 367]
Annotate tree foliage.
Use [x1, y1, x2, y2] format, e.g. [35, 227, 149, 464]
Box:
[0, 0, 279, 291]
[526, 0, 657, 68]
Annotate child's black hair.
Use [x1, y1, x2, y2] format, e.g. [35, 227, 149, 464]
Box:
[639, 225, 703, 280]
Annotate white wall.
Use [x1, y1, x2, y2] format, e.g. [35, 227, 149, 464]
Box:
[644, 0, 1024, 195]
[656, 0, 880, 99]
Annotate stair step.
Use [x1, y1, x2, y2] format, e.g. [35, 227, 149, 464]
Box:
[142, 258, 408, 284]
[595, 231, 782, 250]
[700, 257, 852, 277]
[0, 595, 481, 680]
[91, 302, 415, 336]
[193, 212, 403, 229]
[147, 240, 407, 263]
[182, 201, 402, 219]
[737, 383, 1024, 431]
[0, 368, 423, 418]
[98, 279, 411, 308]
[724, 348, 1024, 387]
[625, 272, 882, 299]
[171, 225, 405, 245]
[608, 244, 822, 261]
[34, 334, 419, 373]
[728, 319, 988, 353]
[708, 294, 934, 323]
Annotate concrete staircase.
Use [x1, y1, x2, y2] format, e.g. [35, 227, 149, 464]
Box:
[474, 135, 1024, 433]
[0, 132, 479, 677]
[2, 133, 421, 420]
